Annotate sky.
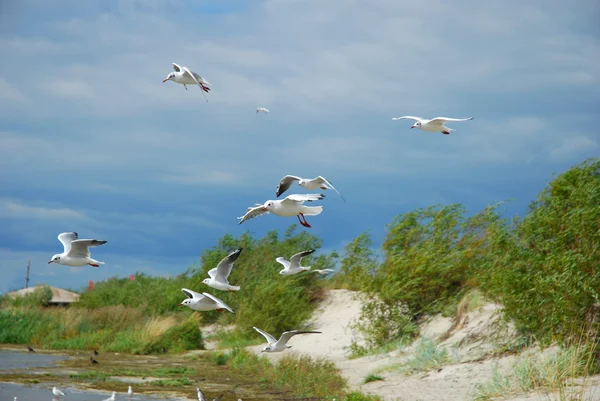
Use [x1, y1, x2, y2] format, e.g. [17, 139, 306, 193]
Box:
[0, 0, 598, 293]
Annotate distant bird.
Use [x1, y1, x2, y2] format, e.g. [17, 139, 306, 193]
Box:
[48, 232, 107, 267]
[127, 385, 133, 397]
[52, 387, 65, 397]
[312, 268, 335, 276]
[256, 107, 270, 114]
[276, 249, 316, 276]
[28, 345, 35, 352]
[276, 175, 345, 201]
[179, 288, 235, 313]
[238, 194, 325, 228]
[201, 249, 243, 292]
[103, 392, 116, 401]
[391, 116, 473, 135]
[163, 63, 211, 102]
[93, 349, 99, 356]
[90, 357, 99, 364]
[197, 387, 206, 401]
[253, 326, 322, 353]
[14, 397, 17, 401]
[213, 395, 223, 401]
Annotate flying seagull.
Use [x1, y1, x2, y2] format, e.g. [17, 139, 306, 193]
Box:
[276, 249, 316, 276]
[256, 107, 270, 113]
[391, 116, 473, 135]
[163, 63, 211, 102]
[48, 232, 107, 267]
[276, 175, 345, 201]
[237, 194, 325, 228]
[253, 326, 322, 353]
[179, 288, 235, 313]
[202, 249, 243, 292]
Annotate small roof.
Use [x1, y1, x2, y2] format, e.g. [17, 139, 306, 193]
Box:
[5, 285, 80, 304]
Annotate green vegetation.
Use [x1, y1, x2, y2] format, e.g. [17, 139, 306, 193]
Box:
[1, 285, 53, 307]
[363, 373, 384, 384]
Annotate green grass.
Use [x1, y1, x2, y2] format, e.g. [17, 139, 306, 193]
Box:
[363, 373, 384, 384]
[152, 378, 192, 386]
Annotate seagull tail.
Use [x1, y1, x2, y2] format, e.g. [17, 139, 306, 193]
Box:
[303, 206, 323, 216]
[229, 285, 241, 291]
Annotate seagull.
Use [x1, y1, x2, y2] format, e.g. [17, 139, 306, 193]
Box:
[28, 345, 35, 352]
[48, 232, 107, 267]
[256, 107, 270, 113]
[276, 175, 345, 201]
[93, 349, 99, 356]
[238, 194, 325, 228]
[103, 392, 116, 401]
[90, 357, 99, 364]
[52, 387, 65, 397]
[312, 268, 335, 276]
[179, 288, 235, 313]
[201, 249, 243, 292]
[253, 327, 322, 353]
[127, 385, 133, 397]
[391, 116, 473, 135]
[276, 249, 316, 276]
[197, 387, 206, 401]
[163, 63, 211, 102]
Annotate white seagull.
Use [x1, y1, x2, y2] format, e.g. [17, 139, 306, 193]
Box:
[237, 194, 325, 228]
[276, 249, 316, 276]
[163, 63, 211, 101]
[253, 326, 322, 353]
[52, 387, 65, 397]
[312, 268, 335, 276]
[256, 107, 270, 114]
[202, 249, 243, 292]
[276, 175, 345, 201]
[127, 385, 133, 397]
[179, 288, 234, 313]
[392, 116, 473, 135]
[48, 232, 107, 267]
[103, 392, 116, 401]
[197, 387, 206, 401]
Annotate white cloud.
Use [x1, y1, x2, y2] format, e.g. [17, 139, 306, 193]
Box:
[548, 135, 599, 161]
[0, 198, 87, 220]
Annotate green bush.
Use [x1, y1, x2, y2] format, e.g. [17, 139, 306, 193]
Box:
[331, 232, 378, 291]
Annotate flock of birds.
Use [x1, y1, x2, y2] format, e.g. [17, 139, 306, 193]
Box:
[34, 61, 474, 400]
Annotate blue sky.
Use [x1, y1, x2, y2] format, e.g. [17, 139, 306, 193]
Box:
[1, 0, 598, 293]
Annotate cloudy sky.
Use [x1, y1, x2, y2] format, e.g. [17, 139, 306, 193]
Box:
[1, 0, 598, 293]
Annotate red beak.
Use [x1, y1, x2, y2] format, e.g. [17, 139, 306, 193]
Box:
[178, 303, 183, 306]
[262, 207, 268, 211]
[48, 260, 53, 264]
[162, 78, 169, 83]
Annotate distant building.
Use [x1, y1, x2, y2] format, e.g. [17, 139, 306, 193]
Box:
[5, 285, 80, 305]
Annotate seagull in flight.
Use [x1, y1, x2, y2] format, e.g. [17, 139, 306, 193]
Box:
[256, 107, 270, 113]
[392, 116, 473, 135]
[179, 288, 235, 313]
[163, 63, 211, 102]
[202, 249, 243, 292]
[276, 249, 316, 276]
[48, 232, 107, 267]
[237, 194, 325, 228]
[253, 326, 322, 353]
[276, 175, 345, 201]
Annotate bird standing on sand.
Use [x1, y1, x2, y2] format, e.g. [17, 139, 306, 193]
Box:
[90, 357, 99, 364]
[276, 249, 316, 276]
[127, 385, 133, 397]
[28, 345, 35, 352]
[103, 392, 116, 401]
[391, 116, 473, 135]
[93, 349, 99, 355]
[52, 387, 65, 397]
[197, 387, 206, 401]
[253, 326, 322, 353]
[48, 232, 107, 267]
[201, 249, 243, 292]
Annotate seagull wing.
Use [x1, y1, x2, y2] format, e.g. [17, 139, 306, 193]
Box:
[215, 248, 243, 280]
[181, 288, 203, 300]
[315, 176, 346, 202]
[202, 292, 235, 314]
[289, 249, 316, 266]
[68, 239, 107, 258]
[57, 232, 78, 254]
[182, 66, 204, 87]
[276, 175, 301, 197]
[253, 326, 277, 344]
[172, 63, 182, 72]
[282, 193, 325, 205]
[391, 116, 422, 121]
[237, 204, 269, 225]
[429, 117, 474, 124]
[278, 330, 322, 345]
[275, 257, 291, 270]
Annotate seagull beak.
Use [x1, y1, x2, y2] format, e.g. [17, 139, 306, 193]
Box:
[262, 207, 268, 211]
[48, 260, 53, 264]
[177, 303, 183, 306]
[162, 78, 169, 83]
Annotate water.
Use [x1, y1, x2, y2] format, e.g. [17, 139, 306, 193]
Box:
[0, 351, 67, 370]
[0, 382, 179, 401]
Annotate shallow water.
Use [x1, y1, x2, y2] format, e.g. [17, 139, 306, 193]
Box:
[0, 351, 68, 370]
[0, 382, 179, 401]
